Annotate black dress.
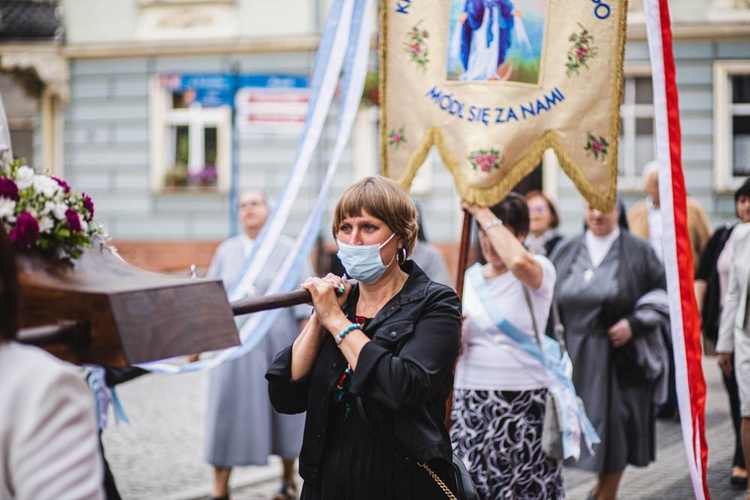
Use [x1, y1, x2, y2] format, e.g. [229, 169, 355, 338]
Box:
[267, 262, 462, 500]
[302, 318, 455, 500]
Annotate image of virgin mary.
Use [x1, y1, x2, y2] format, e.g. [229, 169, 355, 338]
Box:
[459, 0, 517, 81]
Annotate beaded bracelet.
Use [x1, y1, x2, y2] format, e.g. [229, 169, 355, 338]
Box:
[335, 323, 362, 346]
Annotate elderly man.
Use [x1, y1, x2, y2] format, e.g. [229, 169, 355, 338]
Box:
[627, 160, 712, 273]
[627, 161, 713, 420]
[197, 189, 312, 500]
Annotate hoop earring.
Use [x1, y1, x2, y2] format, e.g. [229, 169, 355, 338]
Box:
[396, 247, 407, 265]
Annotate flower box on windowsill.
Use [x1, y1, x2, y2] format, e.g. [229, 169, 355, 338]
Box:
[162, 165, 218, 192]
[158, 184, 224, 195]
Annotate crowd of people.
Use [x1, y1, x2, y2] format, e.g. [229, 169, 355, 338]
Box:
[4, 169, 750, 500]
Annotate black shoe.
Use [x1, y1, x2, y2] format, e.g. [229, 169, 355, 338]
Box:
[731, 466, 748, 488]
[272, 481, 298, 500]
[655, 405, 678, 420]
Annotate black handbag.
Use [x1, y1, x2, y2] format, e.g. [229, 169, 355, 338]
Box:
[417, 453, 479, 500]
[357, 397, 479, 500]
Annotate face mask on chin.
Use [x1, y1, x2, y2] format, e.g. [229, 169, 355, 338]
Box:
[336, 232, 397, 284]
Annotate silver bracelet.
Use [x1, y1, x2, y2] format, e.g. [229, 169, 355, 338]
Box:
[481, 218, 503, 233]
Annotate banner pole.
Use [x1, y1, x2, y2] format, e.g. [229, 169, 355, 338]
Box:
[455, 209, 473, 300]
[445, 209, 473, 429]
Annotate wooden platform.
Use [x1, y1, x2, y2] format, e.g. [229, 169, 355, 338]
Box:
[17, 240, 240, 367]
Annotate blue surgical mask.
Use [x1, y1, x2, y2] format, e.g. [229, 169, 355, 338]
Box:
[337, 233, 396, 284]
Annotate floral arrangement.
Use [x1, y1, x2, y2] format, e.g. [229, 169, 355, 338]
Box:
[565, 24, 598, 77]
[404, 21, 430, 70]
[0, 156, 106, 260]
[468, 148, 504, 173]
[584, 133, 609, 161]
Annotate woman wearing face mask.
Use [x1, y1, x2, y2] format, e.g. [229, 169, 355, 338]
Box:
[266, 176, 462, 499]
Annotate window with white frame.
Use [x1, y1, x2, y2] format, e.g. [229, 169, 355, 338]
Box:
[714, 61, 750, 191]
[149, 76, 232, 193]
[618, 74, 656, 190]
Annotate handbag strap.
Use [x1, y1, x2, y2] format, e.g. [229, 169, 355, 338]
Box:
[356, 398, 457, 500]
[418, 462, 457, 500]
[521, 286, 543, 347]
[520, 285, 567, 353]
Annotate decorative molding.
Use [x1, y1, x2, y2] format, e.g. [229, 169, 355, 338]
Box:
[708, 3, 750, 23]
[627, 21, 750, 41]
[136, 0, 237, 41]
[63, 36, 320, 59]
[0, 44, 69, 102]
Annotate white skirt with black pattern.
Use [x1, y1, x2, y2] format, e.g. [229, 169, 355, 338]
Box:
[450, 388, 564, 500]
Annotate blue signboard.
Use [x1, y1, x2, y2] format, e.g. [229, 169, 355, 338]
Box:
[160, 73, 308, 107]
[239, 74, 308, 90]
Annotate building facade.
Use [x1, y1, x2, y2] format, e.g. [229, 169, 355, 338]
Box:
[0, 0, 748, 273]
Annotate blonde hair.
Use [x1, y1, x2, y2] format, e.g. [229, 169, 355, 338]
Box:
[332, 176, 419, 257]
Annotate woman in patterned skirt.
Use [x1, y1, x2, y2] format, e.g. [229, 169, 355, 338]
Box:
[450, 194, 563, 499]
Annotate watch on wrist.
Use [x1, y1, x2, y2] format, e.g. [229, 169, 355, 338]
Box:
[481, 218, 503, 234]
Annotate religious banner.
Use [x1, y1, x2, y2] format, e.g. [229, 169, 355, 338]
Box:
[380, 0, 627, 211]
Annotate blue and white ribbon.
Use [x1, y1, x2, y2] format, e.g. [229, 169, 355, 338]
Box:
[85, 365, 129, 429]
[138, 0, 373, 375]
[228, 0, 355, 303]
[467, 264, 600, 460]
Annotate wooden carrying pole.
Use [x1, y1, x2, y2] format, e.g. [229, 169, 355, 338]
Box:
[445, 209, 473, 429]
[455, 210, 474, 300]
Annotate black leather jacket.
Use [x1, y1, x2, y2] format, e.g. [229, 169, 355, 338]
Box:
[266, 261, 462, 487]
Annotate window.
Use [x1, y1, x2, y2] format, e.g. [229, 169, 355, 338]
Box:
[149, 76, 232, 193]
[730, 75, 750, 177]
[714, 61, 750, 191]
[618, 74, 655, 190]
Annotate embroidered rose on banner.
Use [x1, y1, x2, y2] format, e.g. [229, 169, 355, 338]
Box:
[0, 157, 107, 260]
[566, 24, 598, 77]
[468, 149, 504, 173]
[585, 133, 609, 161]
[388, 127, 407, 149]
[404, 21, 430, 70]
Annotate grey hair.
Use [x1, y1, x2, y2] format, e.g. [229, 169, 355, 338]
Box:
[641, 160, 660, 183]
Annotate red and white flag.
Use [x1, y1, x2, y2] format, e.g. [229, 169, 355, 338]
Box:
[644, 1, 709, 498]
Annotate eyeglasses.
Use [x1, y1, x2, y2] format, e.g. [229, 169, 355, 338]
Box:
[240, 201, 264, 209]
[529, 205, 548, 214]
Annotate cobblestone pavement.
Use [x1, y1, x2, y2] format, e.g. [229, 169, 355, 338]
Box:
[104, 356, 745, 499]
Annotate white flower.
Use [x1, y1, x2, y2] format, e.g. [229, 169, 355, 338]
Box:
[80, 218, 89, 233]
[42, 200, 67, 219]
[14, 165, 34, 190]
[42, 200, 54, 216]
[52, 201, 67, 220]
[38, 216, 54, 234]
[0, 198, 16, 220]
[33, 175, 62, 198]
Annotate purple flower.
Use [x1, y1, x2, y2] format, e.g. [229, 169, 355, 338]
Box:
[0, 178, 19, 201]
[51, 176, 71, 194]
[65, 207, 82, 232]
[10, 212, 39, 248]
[188, 166, 218, 186]
[81, 193, 94, 221]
